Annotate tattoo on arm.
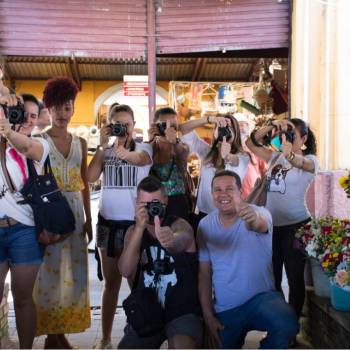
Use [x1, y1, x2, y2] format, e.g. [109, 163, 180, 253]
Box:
[170, 219, 194, 252]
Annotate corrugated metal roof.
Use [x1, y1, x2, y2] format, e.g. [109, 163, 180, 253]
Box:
[0, 0, 147, 59]
[156, 0, 290, 54]
[3, 56, 287, 82]
[0, 1, 290, 60]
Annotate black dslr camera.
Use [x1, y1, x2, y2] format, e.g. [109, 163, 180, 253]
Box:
[217, 126, 232, 141]
[281, 127, 296, 144]
[110, 122, 127, 137]
[263, 124, 296, 146]
[157, 122, 167, 136]
[146, 199, 166, 218]
[0, 101, 26, 124]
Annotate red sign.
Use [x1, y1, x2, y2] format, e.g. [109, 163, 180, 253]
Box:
[123, 75, 148, 96]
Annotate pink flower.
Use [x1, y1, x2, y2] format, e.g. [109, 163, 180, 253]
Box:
[335, 270, 349, 287]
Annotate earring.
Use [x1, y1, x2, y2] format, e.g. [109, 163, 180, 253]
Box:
[301, 144, 307, 151]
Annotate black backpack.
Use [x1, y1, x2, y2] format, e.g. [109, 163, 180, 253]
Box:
[19, 156, 75, 243]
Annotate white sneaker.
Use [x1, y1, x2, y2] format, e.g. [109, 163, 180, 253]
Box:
[93, 339, 113, 349]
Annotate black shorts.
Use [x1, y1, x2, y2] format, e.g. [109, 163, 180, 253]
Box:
[118, 313, 203, 349]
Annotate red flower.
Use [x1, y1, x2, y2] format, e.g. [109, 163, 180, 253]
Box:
[322, 226, 332, 234]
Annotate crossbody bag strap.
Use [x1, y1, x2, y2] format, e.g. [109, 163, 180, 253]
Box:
[0, 137, 16, 193]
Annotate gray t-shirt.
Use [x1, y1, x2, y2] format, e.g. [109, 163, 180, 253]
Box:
[266, 152, 319, 226]
[197, 206, 275, 313]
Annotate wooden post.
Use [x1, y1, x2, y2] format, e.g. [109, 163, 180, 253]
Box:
[147, 0, 156, 125]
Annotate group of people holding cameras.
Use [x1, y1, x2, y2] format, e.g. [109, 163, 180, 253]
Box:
[0, 73, 318, 349]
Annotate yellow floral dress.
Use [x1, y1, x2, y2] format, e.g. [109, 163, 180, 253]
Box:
[33, 133, 91, 335]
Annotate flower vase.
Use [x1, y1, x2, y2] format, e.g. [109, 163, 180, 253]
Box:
[310, 258, 331, 297]
[330, 283, 350, 311]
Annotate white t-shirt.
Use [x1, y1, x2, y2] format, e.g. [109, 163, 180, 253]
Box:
[181, 131, 249, 214]
[99, 142, 152, 221]
[266, 152, 319, 226]
[0, 138, 50, 226]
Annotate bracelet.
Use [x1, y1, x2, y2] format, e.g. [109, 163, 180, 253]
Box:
[250, 130, 264, 147]
[286, 151, 295, 161]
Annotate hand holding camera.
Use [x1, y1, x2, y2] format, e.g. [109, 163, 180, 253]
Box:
[265, 119, 295, 150]
[164, 120, 177, 144]
[135, 203, 149, 230]
[0, 94, 26, 125]
[154, 215, 175, 250]
[213, 118, 232, 142]
[280, 133, 293, 159]
[0, 108, 11, 138]
[99, 125, 111, 149]
[148, 123, 159, 141]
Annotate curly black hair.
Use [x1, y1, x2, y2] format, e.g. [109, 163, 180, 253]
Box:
[43, 76, 78, 108]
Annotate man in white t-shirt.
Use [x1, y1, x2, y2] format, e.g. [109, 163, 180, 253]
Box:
[197, 170, 299, 349]
[0, 92, 49, 349]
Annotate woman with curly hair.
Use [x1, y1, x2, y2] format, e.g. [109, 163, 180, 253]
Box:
[33, 77, 92, 349]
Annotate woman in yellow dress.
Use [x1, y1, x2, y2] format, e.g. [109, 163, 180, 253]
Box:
[33, 77, 92, 348]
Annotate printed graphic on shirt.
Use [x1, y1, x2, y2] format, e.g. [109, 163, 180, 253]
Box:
[0, 184, 8, 199]
[103, 156, 138, 189]
[267, 164, 292, 194]
[142, 246, 178, 307]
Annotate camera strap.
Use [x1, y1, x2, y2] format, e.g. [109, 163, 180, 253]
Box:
[0, 137, 16, 193]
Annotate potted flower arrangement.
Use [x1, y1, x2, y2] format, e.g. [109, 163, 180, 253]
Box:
[296, 217, 350, 297]
[330, 260, 350, 311]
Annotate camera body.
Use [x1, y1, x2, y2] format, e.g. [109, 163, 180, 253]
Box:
[157, 122, 167, 136]
[110, 122, 127, 137]
[146, 199, 166, 218]
[281, 128, 296, 144]
[0, 102, 26, 124]
[263, 125, 296, 147]
[217, 126, 232, 141]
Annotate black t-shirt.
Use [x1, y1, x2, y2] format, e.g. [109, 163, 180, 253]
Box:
[136, 217, 201, 322]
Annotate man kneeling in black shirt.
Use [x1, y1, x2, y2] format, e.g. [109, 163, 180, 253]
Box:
[118, 176, 202, 349]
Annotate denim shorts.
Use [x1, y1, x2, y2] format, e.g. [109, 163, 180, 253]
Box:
[0, 222, 44, 265]
[96, 214, 134, 251]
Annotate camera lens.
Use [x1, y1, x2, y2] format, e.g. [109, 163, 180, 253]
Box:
[8, 105, 26, 124]
[111, 123, 127, 137]
[147, 200, 166, 218]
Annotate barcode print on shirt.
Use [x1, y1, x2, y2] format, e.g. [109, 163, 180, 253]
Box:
[103, 162, 138, 188]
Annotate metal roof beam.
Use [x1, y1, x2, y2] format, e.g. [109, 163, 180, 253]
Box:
[65, 56, 81, 91]
[192, 58, 206, 81]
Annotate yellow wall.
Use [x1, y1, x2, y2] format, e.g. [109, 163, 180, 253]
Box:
[15, 80, 170, 127]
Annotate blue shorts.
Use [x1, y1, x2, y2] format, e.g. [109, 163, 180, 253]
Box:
[0, 222, 44, 265]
